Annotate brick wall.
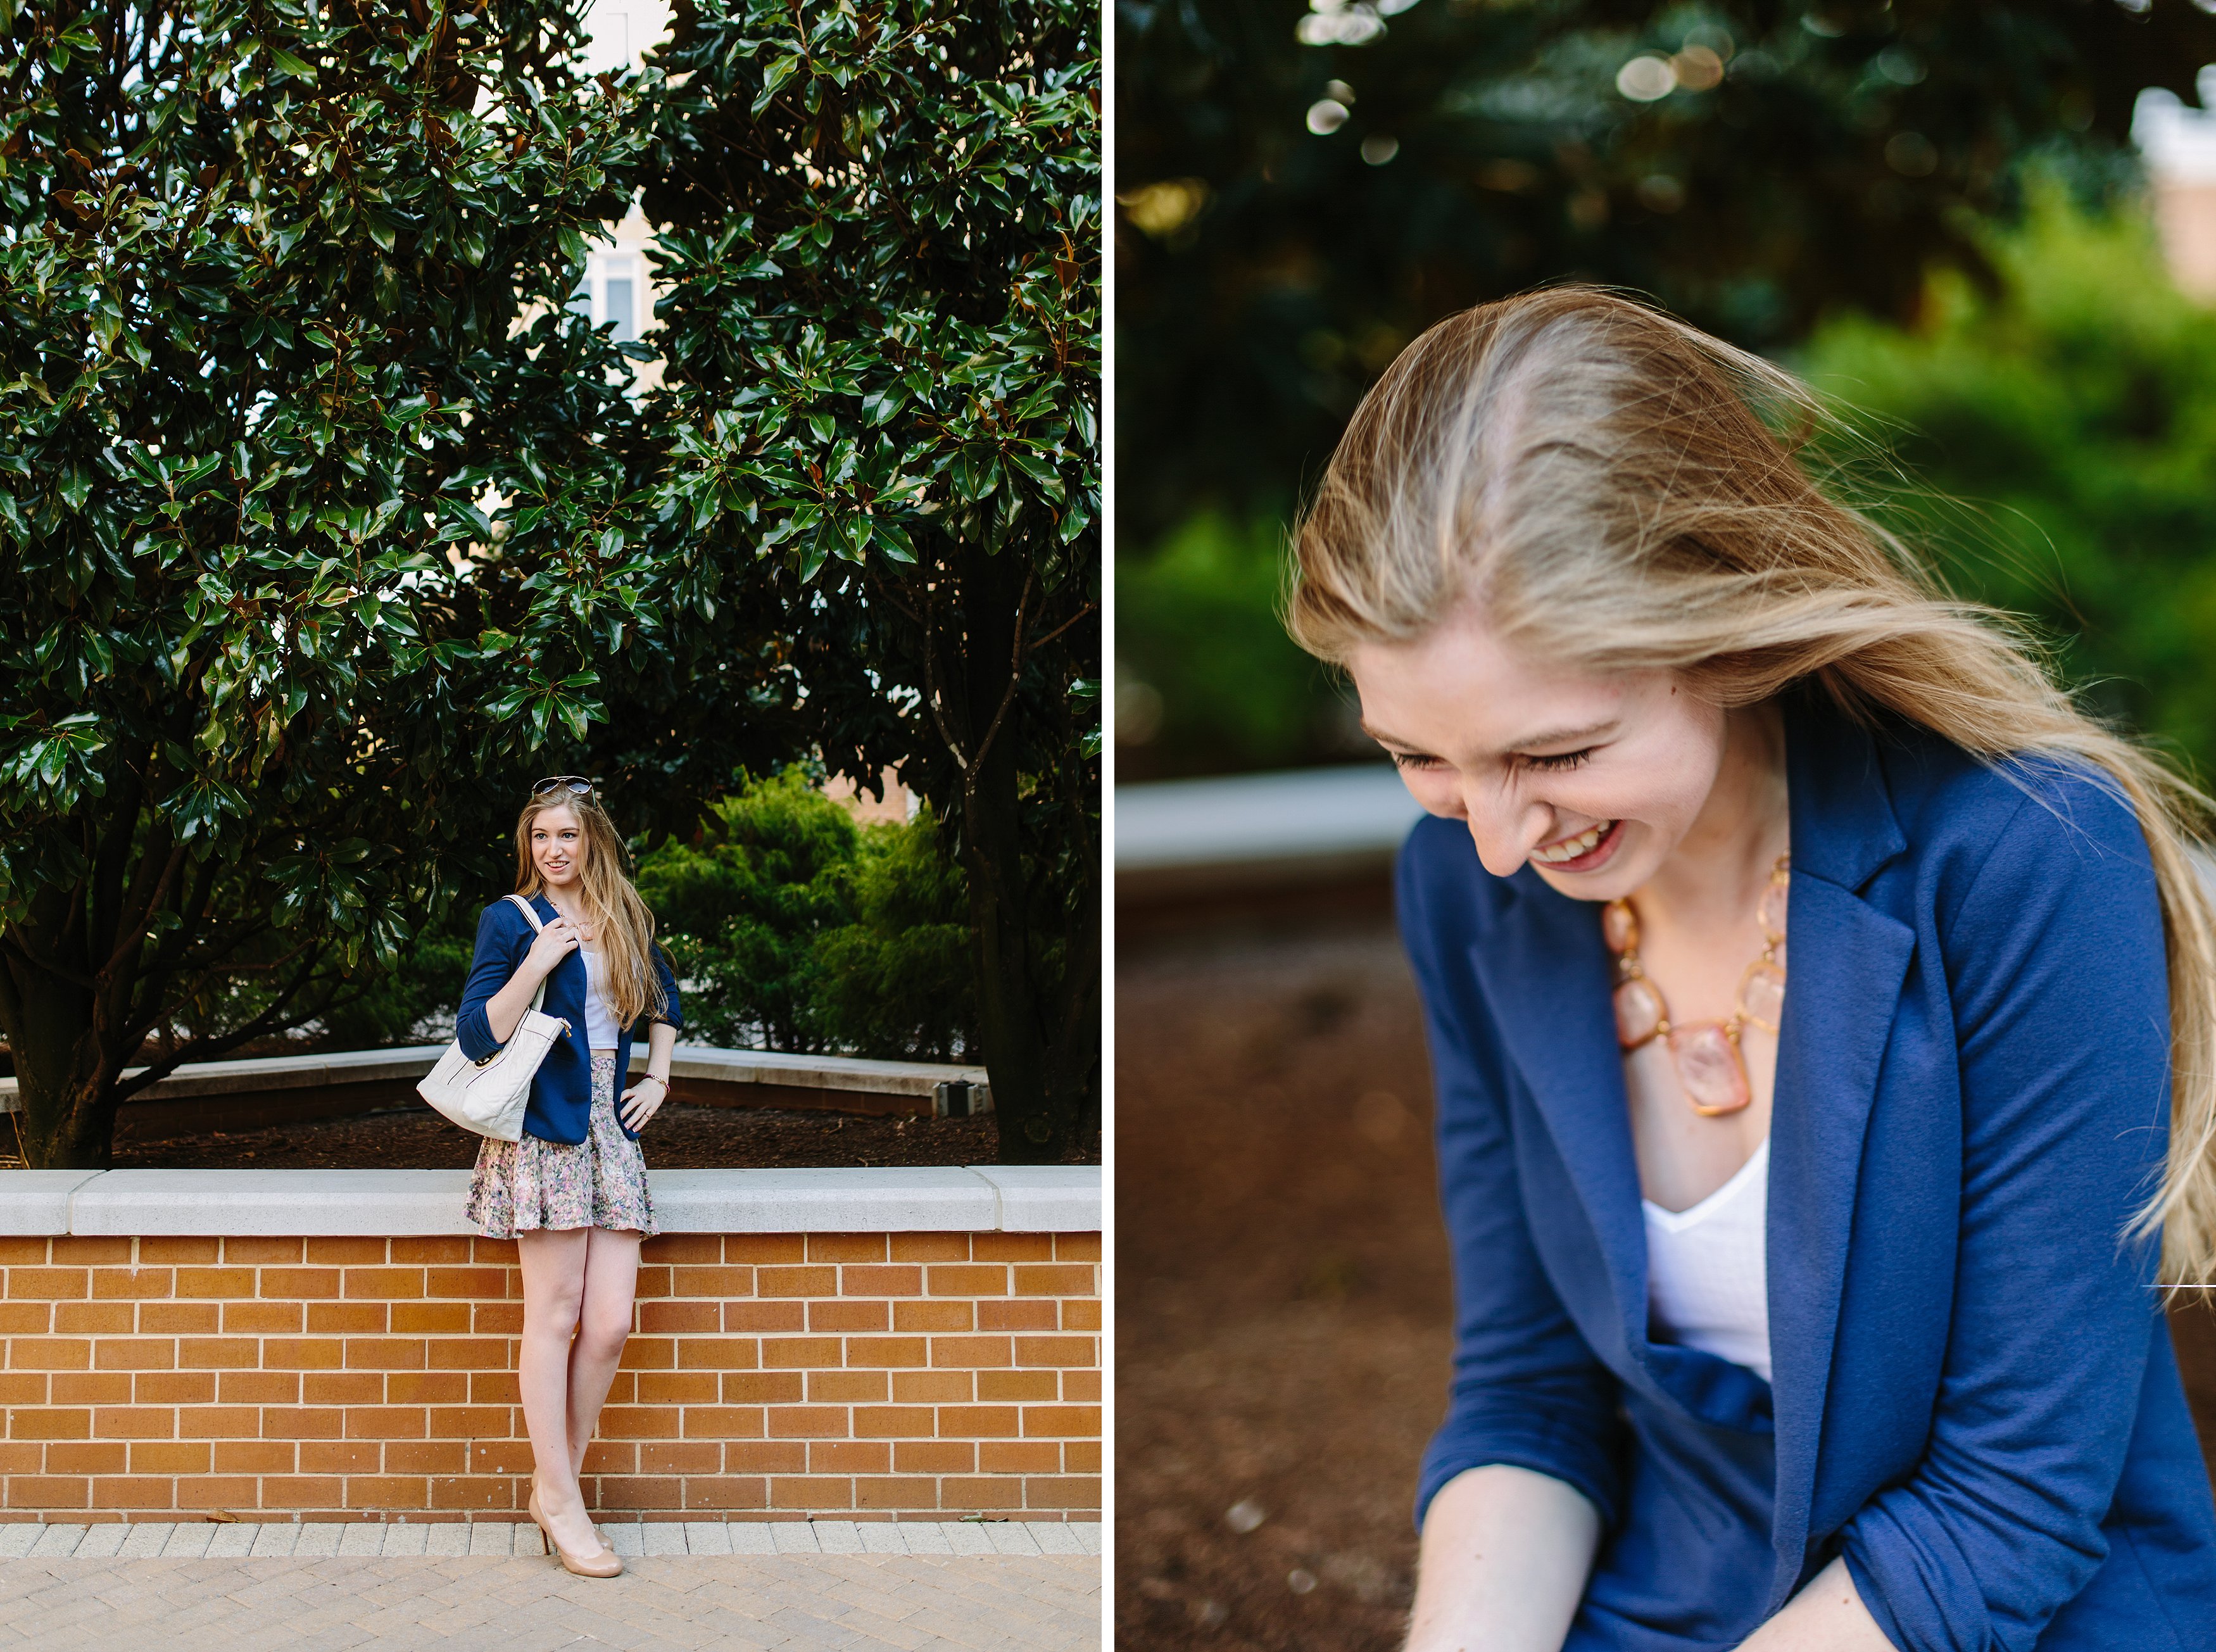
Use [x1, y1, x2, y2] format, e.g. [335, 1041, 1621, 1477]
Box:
[0, 1229, 1100, 1523]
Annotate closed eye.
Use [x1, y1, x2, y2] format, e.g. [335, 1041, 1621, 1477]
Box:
[1388, 750, 1444, 771]
[1520, 748, 1594, 772]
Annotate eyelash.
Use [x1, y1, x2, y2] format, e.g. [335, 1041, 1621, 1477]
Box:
[1521, 748, 1594, 773]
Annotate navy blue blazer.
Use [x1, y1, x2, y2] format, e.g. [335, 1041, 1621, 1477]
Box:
[1397, 691, 2216, 1650]
[454, 893, 683, 1145]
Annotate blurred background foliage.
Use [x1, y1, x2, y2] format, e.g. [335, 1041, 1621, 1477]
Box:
[1117, 0, 2216, 783]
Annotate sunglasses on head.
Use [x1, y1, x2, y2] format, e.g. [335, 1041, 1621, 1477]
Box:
[531, 775, 597, 800]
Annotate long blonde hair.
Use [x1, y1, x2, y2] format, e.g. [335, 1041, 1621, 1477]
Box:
[513, 791, 667, 1030]
[1288, 284, 2216, 1287]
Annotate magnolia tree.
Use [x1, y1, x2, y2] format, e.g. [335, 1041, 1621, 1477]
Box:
[639, 0, 1102, 1159]
[0, 1, 788, 1166]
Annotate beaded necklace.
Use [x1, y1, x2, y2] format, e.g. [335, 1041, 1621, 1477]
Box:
[1601, 854, 1789, 1116]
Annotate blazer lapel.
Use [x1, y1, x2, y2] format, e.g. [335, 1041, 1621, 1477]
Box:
[1763, 695, 1917, 1611]
[1466, 871, 1651, 1362]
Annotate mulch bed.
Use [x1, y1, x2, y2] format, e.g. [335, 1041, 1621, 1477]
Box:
[1117, 907, 2216, 1651]
[108, 1103, 1023, 1170]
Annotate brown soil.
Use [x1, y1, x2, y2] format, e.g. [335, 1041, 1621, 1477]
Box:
[1116, 909, 2216, 1652]
[109, 1102, 1013, 1170]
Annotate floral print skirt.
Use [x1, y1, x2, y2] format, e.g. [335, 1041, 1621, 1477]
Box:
[465, 1052, 657, 1239]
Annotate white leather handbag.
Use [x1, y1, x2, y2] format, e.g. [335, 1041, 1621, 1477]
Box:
[416, 893, 570, 1141]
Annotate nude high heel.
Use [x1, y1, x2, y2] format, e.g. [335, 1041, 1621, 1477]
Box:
[529, 1484, 623, 1577]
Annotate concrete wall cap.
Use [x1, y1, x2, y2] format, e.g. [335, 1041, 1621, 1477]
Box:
[0, 1165, 1100, 1236]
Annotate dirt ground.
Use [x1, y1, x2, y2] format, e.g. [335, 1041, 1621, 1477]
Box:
[1116, 906, 2216, 1652]
[107, 1102, 1017, 1170]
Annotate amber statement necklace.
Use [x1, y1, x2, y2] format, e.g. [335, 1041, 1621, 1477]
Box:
[1601, 854, 1789, 1116]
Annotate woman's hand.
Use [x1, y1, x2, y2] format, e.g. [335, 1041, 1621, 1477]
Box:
[524, 915, 582, 978]
[619, 1073, 668, 1132]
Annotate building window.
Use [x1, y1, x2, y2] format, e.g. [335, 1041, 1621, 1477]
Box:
[569, 254, 642, 342]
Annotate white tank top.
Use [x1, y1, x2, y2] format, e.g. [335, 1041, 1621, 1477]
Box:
[579, 943, 622, 1052]
[1640, 1134, 1772, 1382]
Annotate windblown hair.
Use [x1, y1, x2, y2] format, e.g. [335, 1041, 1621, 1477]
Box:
[512, 791, 667, 1031]
[1288, 284, 2216, 1287]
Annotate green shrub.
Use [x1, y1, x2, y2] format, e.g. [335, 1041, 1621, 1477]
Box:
[1797, 186, 2216, 782]
[1115, 512, 1363, 779]
[636, 770, 975, 1061]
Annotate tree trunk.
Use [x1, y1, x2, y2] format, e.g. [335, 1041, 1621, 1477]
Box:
[2, 899, 122, 1170]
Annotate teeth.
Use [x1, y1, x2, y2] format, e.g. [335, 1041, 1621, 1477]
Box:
[1533, 821, 1612, 864]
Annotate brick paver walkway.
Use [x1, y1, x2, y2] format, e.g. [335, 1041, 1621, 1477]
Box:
[0, 1521, 1100, 1651]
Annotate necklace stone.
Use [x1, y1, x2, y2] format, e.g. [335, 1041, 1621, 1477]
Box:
[1602, 854, 1789, 1116]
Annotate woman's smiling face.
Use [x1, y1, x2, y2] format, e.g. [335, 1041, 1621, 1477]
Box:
[1348, 602, 1729, 902]
[530, 804, 588, 890]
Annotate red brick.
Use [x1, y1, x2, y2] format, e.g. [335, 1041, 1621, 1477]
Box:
[638, 1442, 722, 1474]
[44, 1442, 127, 1474]
[937, 1406, 1020, 1437]
[386, 1372, 468, 1405]
[981, 1441, 1061, 1473]
[0, 1371, 47, 1404]
[48, 1373, 129, 1406]
[90, 1476, 176, 1510]
[219, 1371, 299, 1404]
[755, 1266, 838, 1299]
[301, 1441, 383, 1474]
[1062, 1299, 1101, 1331]
[427, 1337, 512, 1371]
[724, 1442, 806, 1472]
[855, 1475, 942, 1510]
[807, 1301, 888, 1334]
[929, 1336, 1010, 1370]
[427, 1407, 513, 1439]
[4, 1476, 88, 1508]
[806, 1235, 889, 1263]
[639, 1235, 720, 1264]
[1054, 1233, 1101, 1261]
[93, 1339, 176, 1371]
[385, 1441, 467, 1474]
[769, 1476, 854, 1509]
[222, 1301, 303, 1334]
[638, 1301, 719, 1335]
[841, 1265, 922, 1298]
[938, 1475, 1026, 1510]
[808, 1440, 890, 1473]
[174, 1268, 256, 1299]
[978, 1370, 1058, 1403]
[684, 1475, 767, 1509]
[1063, 1370, 1101, 1402]
[425, 1268, 510, 1299]
[263, 1407, 344, 1440]
[0, 1239, 50, 1264]
[842, 1336, 928, 1369]
[260, 1269, 342, 1300]
[722, 1236, 805, 1264]
[391, 1302, 472, 1335]
[178, 1405, 263, 1439]
[895, 1440, 975, 1473]
[634, 1372, 719, 1405]
[428, 1475, 513, 1510]
[469, 1239, 519, 1265]
[91, 1407, 173, 1440]
[1066, 1440, 1101, 1472]
[807, 1370, 888, 1404]
[1015, 1335, 1095, 1368]
[343, 1339, 425, 1371]
[677, 1407, 765, 1440]
[1021, 1405, 1100, 1438]
[223, 1237, 304, 1264]
[134, 1372, 215, 1406]
[91, 1268, 175, 1300]
[1023, 1474, 1101, 1509]
[391, 1238, 472, 1264]
[926, 1265, 1007, 1297]
[675, 1338, 760, 1370]
[175, 1475, 261, 1511]
[49, 1239, 130, 1264]
[760, 1336, 842, 1370]
[303, 1373, 384, 1406]
[599, 1406, 681, 1439]
[978, 1299, 1058, 1332]
[971, 1234, 1054, 1262]
[344, 1408, 429, 1439]
[214, 1441, 296, 1474]
[596, 1475, 684, 1509]
[308, 1302, 389, 1334]
[721, 1372, 804, 1405]
[175, 1338, 260, 1370]
[349, 1475, 430, 1508]
[671, 1266, 756, 1297]
[261, 1475, 346, 1506]
[305, 1239, 386, 1265]
[0, 1302, 52, 1334]
[263, 1338, 344, 1370]
[890, 1235, 970, 1263]
[137, 1302, 220, 1335]
[721, 1302, 804, 1333]
[765, 1406, 849, 1439]
[851, 1406, 936, 1439]
[1013, 1264, 1095, 1297]
[57, 1304, 135, 1335]
[893, 1301, 974, 1333]
[129, 1441, 211, 1474]
[11, 1408, 91, 1441]
[891, 1371, 973, 1404]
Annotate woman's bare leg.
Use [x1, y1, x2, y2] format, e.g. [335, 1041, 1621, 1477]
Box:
[566, 1226, 643, 1484]
[513, 1226, 602, 1556]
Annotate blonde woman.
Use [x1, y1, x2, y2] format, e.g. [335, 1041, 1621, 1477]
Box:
[455, 776, 682, 1578]
[1290, 289, 2216, 1649]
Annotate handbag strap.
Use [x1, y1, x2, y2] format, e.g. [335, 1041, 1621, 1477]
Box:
[505, 893, 551, 1015]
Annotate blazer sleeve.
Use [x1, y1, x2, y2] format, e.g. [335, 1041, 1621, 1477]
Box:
[455, 902, 527, 1062]
[1399, 826, 1627, 1534]
[1838, 772, 2172, 1652]
[650, 941, 683, 1031]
